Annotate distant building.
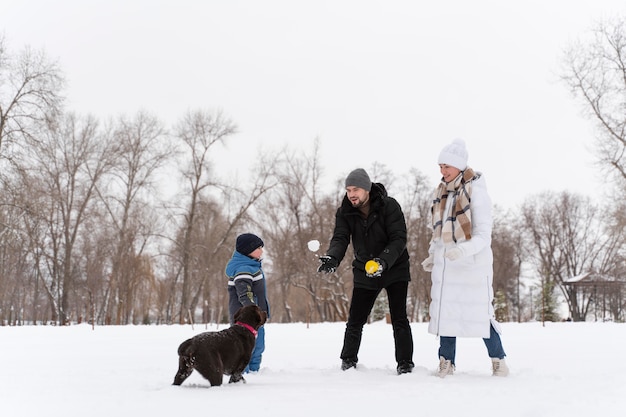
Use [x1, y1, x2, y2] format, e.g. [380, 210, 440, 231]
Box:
[563, 272, 625, 322]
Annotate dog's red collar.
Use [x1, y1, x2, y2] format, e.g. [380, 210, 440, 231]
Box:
[235, 321, 258, 337]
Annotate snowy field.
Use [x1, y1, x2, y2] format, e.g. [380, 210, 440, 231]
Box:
[1, 320, 624, 417]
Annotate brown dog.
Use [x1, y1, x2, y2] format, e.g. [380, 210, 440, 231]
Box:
[172, 304, 267, 387]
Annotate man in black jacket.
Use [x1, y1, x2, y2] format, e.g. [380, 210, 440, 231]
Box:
[317, 168, 414, 375]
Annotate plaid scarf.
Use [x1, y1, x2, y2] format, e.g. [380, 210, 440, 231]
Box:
[431, 168, 478, 244]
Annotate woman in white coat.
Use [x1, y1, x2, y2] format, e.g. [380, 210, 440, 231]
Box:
[421, 139, 509, 378]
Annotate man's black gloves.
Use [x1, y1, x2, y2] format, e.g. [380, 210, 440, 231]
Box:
[317, 255, 338, 273]
[365, 258, 386, 278]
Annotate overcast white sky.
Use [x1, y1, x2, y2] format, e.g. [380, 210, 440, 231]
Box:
[3, 0, 626, 209]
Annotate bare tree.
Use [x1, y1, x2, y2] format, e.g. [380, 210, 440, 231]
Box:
[491, 207, 523, 322]
[170, 109, 237, 324]
[401, 168, 433, 322]
[0, 37, 63, 324]
[521, 191, 624, 321]
[163, 139, 281, 325]
[561, 17, 626, 189]
[256, 140, 348, 323]
[0, 195, 33, 324]
[0, 36, 64, 160]
[24, 113, 116, 324]
[520, 195, 564, 322]
[96, 111, 171, 324]
[190, 151, 281, 321]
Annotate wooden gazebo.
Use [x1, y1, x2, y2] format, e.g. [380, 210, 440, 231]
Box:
[563, 272, 625, 322]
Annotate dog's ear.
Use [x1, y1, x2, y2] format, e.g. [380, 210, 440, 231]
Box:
[254, 308, 267, 330]
[233, 306, 243, 323]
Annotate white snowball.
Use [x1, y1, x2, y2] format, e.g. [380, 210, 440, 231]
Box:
[307, 239, 320, 252]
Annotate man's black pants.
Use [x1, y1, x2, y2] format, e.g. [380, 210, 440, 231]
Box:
[340, 280, 414, 364]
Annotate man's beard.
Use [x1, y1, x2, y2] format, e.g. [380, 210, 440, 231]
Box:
[351, 199, 364, 208]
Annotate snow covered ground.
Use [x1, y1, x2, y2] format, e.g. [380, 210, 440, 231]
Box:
[1, 320, 623, 416]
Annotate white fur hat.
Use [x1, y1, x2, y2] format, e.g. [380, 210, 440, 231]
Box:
[438, 138, 468, 170]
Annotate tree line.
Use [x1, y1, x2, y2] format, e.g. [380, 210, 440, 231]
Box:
[1, 19, 626, 325]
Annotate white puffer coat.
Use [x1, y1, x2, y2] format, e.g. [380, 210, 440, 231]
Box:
[427, 174, 500, 338]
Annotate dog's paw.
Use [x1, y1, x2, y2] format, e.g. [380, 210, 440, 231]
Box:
[228, 374, 246, 384]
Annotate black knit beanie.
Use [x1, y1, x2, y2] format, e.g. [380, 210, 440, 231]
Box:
[236, 233, 264, 255]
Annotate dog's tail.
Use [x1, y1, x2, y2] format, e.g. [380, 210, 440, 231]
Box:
[177, 338, 194, 357]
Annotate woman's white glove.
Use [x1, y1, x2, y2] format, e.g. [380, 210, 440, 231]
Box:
[444, 247, 463, 261]
[421, 254, 434, 272]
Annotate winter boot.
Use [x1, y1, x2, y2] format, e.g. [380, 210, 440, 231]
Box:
[437, 356, 454, 378]
[491, 358, 509, 376]
[341, 358, 357, 371]
[397, 360, 414, 375]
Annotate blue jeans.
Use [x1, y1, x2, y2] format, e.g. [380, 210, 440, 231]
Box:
[438, 323, 505, 365]
[245, 325, 265, 372]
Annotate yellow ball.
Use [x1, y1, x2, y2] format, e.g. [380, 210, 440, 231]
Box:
[365, 260, 380, 275]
